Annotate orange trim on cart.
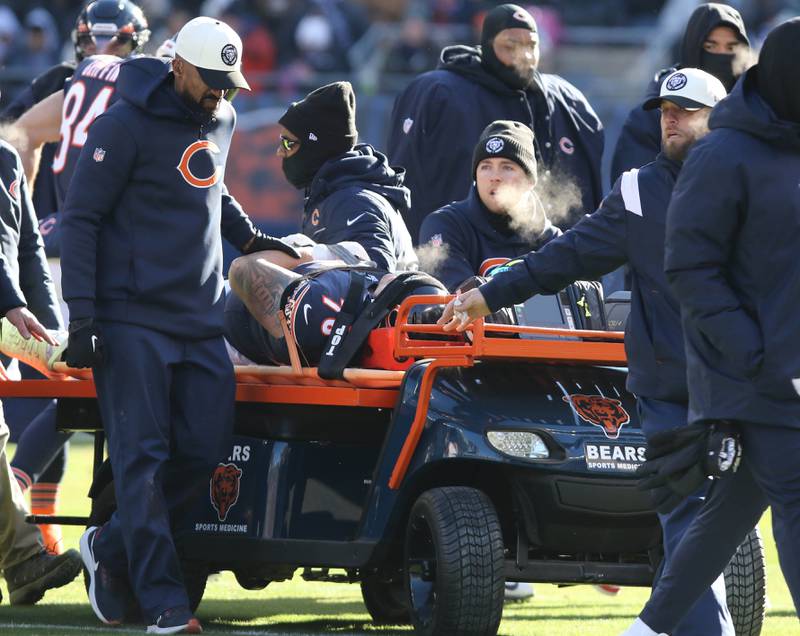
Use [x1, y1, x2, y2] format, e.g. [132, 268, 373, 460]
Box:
[388, 356, 471, 489]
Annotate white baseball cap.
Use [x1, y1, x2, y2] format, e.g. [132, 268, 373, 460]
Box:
[643, 68, 726, 111]
[175, 16, 250, 91]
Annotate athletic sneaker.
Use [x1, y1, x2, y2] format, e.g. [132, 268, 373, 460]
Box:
[504, 581, 534, 601]
[147, 606, 202, 634]
[80, 526, 133, 625]
[4, 548, 81, 605]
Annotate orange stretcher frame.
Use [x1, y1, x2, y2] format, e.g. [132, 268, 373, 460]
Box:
[0, 295, 626, 488]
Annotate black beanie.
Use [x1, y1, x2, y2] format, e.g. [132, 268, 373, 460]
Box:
[472, 120, 537, 182]
[279, 81, 358, 157]
[481, 3, 537, 45]
[480, 4, 538, 90]
[756, 18, 800, 124]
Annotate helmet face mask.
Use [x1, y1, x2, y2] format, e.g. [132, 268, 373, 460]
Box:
[73, 0, 150, 61]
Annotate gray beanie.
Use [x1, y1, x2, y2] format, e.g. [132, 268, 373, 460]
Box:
[472, 120, 537, 182]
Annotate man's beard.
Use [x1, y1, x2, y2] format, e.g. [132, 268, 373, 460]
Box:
[663, 137, 693, 162]
[178, 88, 220, 119]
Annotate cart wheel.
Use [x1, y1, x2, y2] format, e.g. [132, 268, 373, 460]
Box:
[361, 569, 410, 624]
[724, 527, 766, 636]
[85, 480, 208, 616]
[404, 487, 504, 636]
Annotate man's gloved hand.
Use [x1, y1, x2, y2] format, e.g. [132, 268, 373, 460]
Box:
[63, 319, 105, 368]
[636, 421, 741, 514]
[282, 233, 316, 249]
[243, 230, 301, 258]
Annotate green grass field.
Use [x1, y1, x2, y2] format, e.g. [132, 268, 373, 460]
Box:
[1, 438, 797, 636]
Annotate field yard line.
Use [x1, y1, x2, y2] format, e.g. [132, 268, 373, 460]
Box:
[0, 623, 328, 636]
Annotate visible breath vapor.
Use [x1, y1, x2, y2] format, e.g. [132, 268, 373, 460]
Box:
[416, 240, 450, 277]
[489, 182, 546, 239]
[732, 46, 757, 79]
[535, 169, 583, 226]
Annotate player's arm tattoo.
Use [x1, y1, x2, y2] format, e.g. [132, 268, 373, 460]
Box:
[229, 255, 300, 339]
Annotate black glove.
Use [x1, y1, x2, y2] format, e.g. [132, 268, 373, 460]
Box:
[636, 421, 741, 514]
[63, 318, 105, 368]
[243, 230, 301, 258]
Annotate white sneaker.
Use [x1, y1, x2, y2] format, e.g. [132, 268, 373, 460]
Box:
[0, 318, 65, 374]
[504, 581, 534, 602]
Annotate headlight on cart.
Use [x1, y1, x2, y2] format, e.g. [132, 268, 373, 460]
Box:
[487, 430, 550, 460]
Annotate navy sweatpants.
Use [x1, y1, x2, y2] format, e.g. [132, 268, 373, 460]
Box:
[90, 322, 234, 621]
[639, 421, 800, 633]
[637, 397, 734, 636]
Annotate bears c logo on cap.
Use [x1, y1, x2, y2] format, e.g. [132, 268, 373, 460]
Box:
[666, 73, 688, 91]
[486, 137, 504, 153]
[220, 43, 238, 66]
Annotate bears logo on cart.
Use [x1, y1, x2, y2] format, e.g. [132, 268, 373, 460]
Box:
[210, 462, 243, 522]
[563, 394, 630, 439]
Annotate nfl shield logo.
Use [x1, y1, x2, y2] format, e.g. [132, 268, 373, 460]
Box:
[430, 233, 443, 248]
[93, 147, 106, 162]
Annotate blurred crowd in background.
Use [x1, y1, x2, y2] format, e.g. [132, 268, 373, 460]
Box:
[0, 0, 793, 104]
[0, 0, 796, 104]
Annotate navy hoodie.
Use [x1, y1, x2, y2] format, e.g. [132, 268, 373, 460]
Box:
[610, 3, 748, 185]
[61, 57, 257, 338]
[419, 186, 561, 291]
[666, 68, 800, 426]
[301, 143, 417, 272]
[0, 139, 61, 329]
[388, 45, 604, 241]
[480, 153, 690, 403]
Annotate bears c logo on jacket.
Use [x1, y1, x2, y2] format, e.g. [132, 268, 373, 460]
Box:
[177, 140, 222, 188]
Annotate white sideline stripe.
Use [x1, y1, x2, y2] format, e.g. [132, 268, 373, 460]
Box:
[620, 169, 642, 217]
[0, 624, 321, 636]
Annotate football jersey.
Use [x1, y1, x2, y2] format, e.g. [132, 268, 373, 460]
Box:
[53, 55, 122, 210]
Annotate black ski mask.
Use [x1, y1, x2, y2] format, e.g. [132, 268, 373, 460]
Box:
[480, 4, 538, 91]
[756, 18, 800, 124]
[279, 82, 358, 189]
[679, 4, 750, 92]
[700, 50, 737, 91]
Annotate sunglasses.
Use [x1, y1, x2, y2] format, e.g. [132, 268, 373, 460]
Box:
[279, 135, 299, 151]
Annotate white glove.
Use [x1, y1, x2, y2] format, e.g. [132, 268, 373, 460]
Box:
[282, 233, 316, 248]
[313, 241, 370, 265]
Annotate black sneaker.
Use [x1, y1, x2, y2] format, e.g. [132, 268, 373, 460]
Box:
[4, 548, 81, 605]
[80, 526, 134, 625]
[146, 606, 202, 634]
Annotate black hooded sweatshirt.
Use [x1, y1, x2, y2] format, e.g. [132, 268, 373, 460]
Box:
[610, 3, 749, 185]
[387, 44, 604, 241]
[665, 60, 800, 427]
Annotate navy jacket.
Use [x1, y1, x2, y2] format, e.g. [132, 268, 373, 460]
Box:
[388, 45, 604, 241]
[481, 154, 689, 403]
[61, 57, 257, 339]
[665, 69, 800, 426]
[419, 186, 560, 291]
[0, 140, 61, 329]
[301, 144, 417, 272]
